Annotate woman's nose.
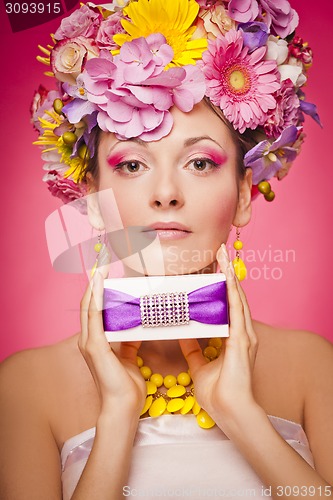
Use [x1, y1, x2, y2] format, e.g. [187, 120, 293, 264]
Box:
[149, 171, 185, 209]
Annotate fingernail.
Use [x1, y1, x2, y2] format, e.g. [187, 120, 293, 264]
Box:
[221, 243, 229, 261]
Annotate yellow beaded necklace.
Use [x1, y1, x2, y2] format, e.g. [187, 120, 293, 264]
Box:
[137, 337, 223, 429]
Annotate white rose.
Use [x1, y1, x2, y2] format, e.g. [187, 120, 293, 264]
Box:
[266, 36, 288, 66]
[279, 58, 307, 87]
[51, 36, 99, 85]
[198, 6, 235, 40]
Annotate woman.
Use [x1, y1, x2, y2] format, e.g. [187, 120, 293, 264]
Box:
[1, 0, 332, 498]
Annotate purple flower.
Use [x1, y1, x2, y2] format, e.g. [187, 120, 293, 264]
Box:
[62, 75, 100, 125]
[54, 4, 101, 41]
[96, 11, 126, 50]
[259, 0, 299, 38]
[299, 99, 322, 128]
[244, 125, 299, 184]
[264, 79, 300, 138]
[228, 0, 259, 23]
[238, 22, 269, 52]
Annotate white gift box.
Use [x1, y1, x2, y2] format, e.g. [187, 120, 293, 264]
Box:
[103, 273, 229, 342]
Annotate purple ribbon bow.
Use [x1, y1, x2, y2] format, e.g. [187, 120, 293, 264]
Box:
[103, 281, 228, 331]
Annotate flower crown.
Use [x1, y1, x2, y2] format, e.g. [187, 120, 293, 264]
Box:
[32, 0, 321, 206]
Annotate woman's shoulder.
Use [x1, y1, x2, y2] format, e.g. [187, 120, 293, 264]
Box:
[0, 333, 82, 381]
[251, 320, 333, 423]
[253, 319, 333, 359]
[0, 334, 98, 448]
[253, 320, 333, 398]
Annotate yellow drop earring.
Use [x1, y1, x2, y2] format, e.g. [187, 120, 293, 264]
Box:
[232, 227, 247, 281]
[91, 232, 104, 277]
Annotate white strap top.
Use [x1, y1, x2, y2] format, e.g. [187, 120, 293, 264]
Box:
[61, 414, 314, 499]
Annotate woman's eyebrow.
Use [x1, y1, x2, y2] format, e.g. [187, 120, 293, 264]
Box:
[108, 137, 148, 154]
[183, 136, 222, 148]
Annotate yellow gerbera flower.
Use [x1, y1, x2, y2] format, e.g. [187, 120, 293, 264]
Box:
[113, 0, 208, 66]
[33, 111, 86, 183]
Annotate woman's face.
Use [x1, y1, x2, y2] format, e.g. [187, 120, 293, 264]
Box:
[93, 101, 251, 276]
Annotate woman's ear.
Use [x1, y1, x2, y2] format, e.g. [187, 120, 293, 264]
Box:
[85, 174, 105, 231]
[233, 167, 252, 228]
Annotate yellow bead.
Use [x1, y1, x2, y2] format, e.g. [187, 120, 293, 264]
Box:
[164, 374, 177, 389]
[167, 384, 186, 398]
[78, 144, 90, 160]
[140, 366, 152, 380]
[62, 131, 77, 145]
[258, 180, 271, 194]
[208, 338, 222, 349]
[233, 240, 243, 250]
[203, 346, 218, 360]
[140, 395, 153, 416]
[149, 397, 167, 417]
[180, 395, 195, 414]
[232, 257, 247, 281]
[192, 399, 201, 415]
[264, 190, 275, 202]
[53, 98, 63, 114]
[146, 381, 157, 395]
[177, 372, 191, 386]
[150, 373, 163, 387]
[136, 356, 143, 368]
[167, 398, 185, 413]
[94, 242, 103, 253]
[196, 409, 215, 429]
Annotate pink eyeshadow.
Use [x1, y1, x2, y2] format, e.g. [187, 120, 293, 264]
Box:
[107, 153, 126, 168]
[199, 148, 228, 165]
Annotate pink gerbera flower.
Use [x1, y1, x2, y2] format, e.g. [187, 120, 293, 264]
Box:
[202, 30, 280, 133]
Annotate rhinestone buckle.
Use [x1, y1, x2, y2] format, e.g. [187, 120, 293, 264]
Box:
[140, 291, 190, 328]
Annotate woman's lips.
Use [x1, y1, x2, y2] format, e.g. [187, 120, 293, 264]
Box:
[142, 222, 192, 241]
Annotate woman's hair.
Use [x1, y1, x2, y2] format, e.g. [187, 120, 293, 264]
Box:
[83, 99, 256, 186]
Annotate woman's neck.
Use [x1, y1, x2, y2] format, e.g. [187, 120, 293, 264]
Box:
[137, 338, 207, 375]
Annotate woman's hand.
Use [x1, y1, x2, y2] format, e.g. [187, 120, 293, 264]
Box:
[179, 243, 259, 430]
[79, 246, 146, 418]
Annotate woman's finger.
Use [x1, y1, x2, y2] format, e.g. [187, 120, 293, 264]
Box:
[79, 245, 110, 347]
[80, 278, 94, 346]
[119, 341, 142, 365]
[235, 279, 258, 361]
[216, 244, 246, 335]
[179, 338, 207, 379]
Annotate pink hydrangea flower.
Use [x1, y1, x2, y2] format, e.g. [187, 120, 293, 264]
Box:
[264, 79, 300, 138]
[54, 4, 101, 41]
[202, 30, 280, 133]
[96, 11, 126, 50]
[77, 35, 205, 140]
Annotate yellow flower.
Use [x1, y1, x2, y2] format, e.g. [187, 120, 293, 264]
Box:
[33, 111, 86, 183]
[113, 0, 208, 66]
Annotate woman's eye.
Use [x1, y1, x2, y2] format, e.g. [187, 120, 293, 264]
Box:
[187, 158, 218, 172]
[115, 161, 145, 174]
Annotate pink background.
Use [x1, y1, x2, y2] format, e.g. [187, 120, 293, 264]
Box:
[1, 0, 332, 361]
